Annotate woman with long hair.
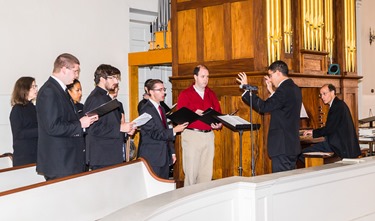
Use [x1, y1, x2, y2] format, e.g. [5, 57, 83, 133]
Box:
[9, 76, 38, 166]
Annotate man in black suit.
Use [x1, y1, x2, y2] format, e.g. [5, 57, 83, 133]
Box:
[138, 79, 188, 179]
[237, 60, 302, 173]
[302, 84, 361, 159]
[36, 53, 98, 180]
[83, 64, 136, 170]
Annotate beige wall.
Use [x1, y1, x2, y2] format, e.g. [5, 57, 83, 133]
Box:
[357, 0, 375, 118]
[0, 0, 158, 154]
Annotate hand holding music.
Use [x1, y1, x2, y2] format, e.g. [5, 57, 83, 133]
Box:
[173, 122, 189, 134]
[195, 109, 204, 116]
[303, 129, 313, 137]
[121, 122, 136, 135]
[80, 114, 99, 128]
[211, 122, 222, 130]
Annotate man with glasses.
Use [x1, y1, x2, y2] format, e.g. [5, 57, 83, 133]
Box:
[138, 79, 188, 179]
[36, 53, 98, 180]
[177, 65, 222, 186]
[83, 64, 136, 170]
[237, 60, 302, 173]
[301, 84, 361, 160]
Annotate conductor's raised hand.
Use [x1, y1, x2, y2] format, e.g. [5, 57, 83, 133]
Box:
[236, 72, 248, 86]
[264, 76, 274, 94]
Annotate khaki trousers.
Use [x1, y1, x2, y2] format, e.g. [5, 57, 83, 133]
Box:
[181, 129, 215, 186]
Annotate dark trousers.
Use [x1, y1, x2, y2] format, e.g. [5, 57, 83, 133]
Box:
[299, 141, 333, 163]
[151, 161, 170, 179]
[271, 154, 298, 173]
[44, 174, 67, 181]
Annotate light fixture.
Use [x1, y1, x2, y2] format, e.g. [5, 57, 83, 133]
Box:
[370, 28, 375, 45]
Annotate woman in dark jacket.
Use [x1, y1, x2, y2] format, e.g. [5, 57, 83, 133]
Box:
[9, 77, 38, 166]
[67, 79, 84, 118]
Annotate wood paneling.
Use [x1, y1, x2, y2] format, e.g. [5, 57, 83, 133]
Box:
[203, 5, 225, 61]
[231, 0, 254, 59]
[170, 0, 360, 182]
[177, 9, 197, 63]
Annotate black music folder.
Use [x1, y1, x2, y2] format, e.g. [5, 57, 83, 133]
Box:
[167, 107, 222, 125]
[85, 99, 120, 117]
[167, 107, 199, 124]
[200, 108, 222, 125]
[215, 115, 260, 131]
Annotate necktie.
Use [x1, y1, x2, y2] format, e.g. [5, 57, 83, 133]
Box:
[158, 105, 167, 128]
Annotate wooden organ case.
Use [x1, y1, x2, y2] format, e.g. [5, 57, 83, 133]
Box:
[169, 0, 361, 181]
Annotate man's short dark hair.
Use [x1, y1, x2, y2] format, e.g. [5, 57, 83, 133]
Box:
[146, 79, 163, 94]
[323, 83, 336, 95]
[268, 60, 288, 76]
[94, 64, 121, 85]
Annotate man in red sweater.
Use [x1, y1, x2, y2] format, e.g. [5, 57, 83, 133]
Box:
[177, 65, 222, 186]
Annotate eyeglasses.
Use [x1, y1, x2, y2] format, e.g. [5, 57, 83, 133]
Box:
[107, 75, 121, 81]
[268, 72, 276, 78]
[319, 91, 330, 97]
[152, 88, 167, 92]
[67, 67, 80, 74]
[31, 85, 38, 89]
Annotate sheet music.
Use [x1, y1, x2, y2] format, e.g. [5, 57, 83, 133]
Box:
[303, 152, 334, 156]
[132, 113, 152, 127]
[217, 115, 251, 126]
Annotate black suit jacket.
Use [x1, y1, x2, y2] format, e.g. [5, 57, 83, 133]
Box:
[83, 86, 123, 166]
[9, 102, 38, 166]
[36, 77, 85, 177]
[313, 97, 361, 158]
[242, 79, 302, 157]
[138, 100, 175, 167]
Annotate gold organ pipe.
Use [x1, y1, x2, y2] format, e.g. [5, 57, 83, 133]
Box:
[344, 0, 356, 72]
[267, 0, 282, 64]
[325, 0, 334, 61]
[319, 0, 322, 51]
[276, 0, 281, 60]
[283, 0, 292, 54]
[303, 0, 324, 51]
[283, 0, 286, 52]
[267, 0, 271, 65]
[303, 0, 306, 49]
[302, 0, 305, 48]
[351, 0, 356, 71]
[305, 0, 310, 49]
[310, 0, 318, 50]
[310, 0, 313, 49]
[289, 0, 291, 53]
[345, 0, 348, 71]
[270, 0, 275, 63]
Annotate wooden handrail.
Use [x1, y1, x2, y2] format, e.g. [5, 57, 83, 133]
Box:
[0, 158, 174, 197]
